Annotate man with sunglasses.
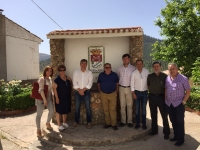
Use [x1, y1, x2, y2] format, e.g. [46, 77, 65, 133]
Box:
[73, 59, 93, 129]
[98, 63, 119, 130]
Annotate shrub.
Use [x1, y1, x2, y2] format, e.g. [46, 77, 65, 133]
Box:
[0, 79, 35, 111]
[186, 90, 200, 111]
[0, 95, 6, 110]
[0, 92, 35, 111]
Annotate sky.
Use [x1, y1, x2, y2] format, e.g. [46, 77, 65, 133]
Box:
[0, 0, 166, 54]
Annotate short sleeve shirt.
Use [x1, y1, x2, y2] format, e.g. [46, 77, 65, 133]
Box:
[165, 74, 190, 107]
[98, 71, 119, 93]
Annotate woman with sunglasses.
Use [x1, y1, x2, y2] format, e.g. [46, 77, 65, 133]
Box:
[36, 66, 54, 137]
[53, 65, 72, 131]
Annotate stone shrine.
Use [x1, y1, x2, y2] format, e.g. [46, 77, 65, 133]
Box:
[47, 27, 143, 124]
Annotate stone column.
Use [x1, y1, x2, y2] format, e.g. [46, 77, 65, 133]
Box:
[50, 39, 65, 123]
[50, 39, 65, 79]
[129, 35, 143, 123]
[129, 36, 143, 65]
[0, 13, 7, 81]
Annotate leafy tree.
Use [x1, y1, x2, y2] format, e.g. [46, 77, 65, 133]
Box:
[152, 0, 200, 77]
[192, 57, 200, 85]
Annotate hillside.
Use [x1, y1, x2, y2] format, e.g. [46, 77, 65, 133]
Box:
[39, 35, 165, 72]
[39, 53, 50, 61]
[143, 35, 167, 71]
[40, 58, 51, 73]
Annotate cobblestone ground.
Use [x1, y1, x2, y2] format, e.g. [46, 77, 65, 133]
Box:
[0, 104, 200, 150]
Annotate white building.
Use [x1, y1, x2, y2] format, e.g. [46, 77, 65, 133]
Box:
[0, 10, 43, 81]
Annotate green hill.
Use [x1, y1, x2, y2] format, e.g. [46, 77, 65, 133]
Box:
[40, 58, 51, 73]
[143, 35, 167, 71]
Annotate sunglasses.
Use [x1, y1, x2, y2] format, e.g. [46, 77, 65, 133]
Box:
[104, 67, 111, 69]
[59, 69, 65, 72]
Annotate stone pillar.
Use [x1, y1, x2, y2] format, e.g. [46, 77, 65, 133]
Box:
[0, 13, 7, 81]
[129, 36, 143, 65]
[50, 39, 65, 79]
[50, 39, 65, 123]
[129, 35, 143, 123]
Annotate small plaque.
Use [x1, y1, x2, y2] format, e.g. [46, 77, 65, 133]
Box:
[88, 46, 105, 73]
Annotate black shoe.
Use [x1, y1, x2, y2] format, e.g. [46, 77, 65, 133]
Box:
[119, 122, 125, 127]
[142, 125, 147, 130]
[112, 125, 118, 130]
[164, 135, 169, 140]
[135, 124, 140, 129]
[103, 125, 112, 129]
[170, 137, 177, 141]
[174, 141, 184, 146]
[149, 132, 158, 135]
[128, 123, 133, 128]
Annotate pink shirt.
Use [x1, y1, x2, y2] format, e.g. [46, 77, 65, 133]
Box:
[116, 64, 136, 86]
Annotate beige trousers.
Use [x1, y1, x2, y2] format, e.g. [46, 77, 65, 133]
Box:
[119, 86, 133, 123]
[100, 92, 117, 126]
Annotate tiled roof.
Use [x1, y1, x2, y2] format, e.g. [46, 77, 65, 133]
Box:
[47, 27, 143, 36]
[6, 17, 43, 42]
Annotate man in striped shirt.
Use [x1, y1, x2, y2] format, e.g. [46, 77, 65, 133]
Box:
[116, 54, 136, 128]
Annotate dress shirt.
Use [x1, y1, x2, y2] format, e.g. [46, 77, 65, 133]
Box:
[131, 68, 150, 92]
[147, 72, 167, 95]
[73, 69, 93, 90]
[165, 73, 190, 107]
[116, 64, 136, 86]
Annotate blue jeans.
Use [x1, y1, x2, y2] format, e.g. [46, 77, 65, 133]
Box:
[75, 90, 92, 124]
[135, 90, 148, 125]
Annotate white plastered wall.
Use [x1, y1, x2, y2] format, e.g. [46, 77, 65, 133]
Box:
[6, 36, 39, 81]
[65, 37, 129, 82]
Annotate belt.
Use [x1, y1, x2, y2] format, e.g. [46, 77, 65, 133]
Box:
[119, 85, 130, 88]
[149, 93, 164, 96]
[135, 90, 147, 93]
[102, 91, 115, 94]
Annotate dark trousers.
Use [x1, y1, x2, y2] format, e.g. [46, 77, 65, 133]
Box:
[75, 90, 92, 124]
[149, 94, 170, 136]
[166, 103, 185, 143]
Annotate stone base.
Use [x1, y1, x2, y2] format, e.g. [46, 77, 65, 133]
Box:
[42, 120, 151, 146]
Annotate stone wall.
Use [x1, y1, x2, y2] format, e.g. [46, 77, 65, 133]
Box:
[129, 36, 143, 65]
[68, 92, 105, 124]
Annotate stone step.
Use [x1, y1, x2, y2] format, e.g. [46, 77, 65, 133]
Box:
[42, 120, 151, 146]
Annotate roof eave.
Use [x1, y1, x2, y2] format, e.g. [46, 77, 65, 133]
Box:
[47, 32, 143, 39]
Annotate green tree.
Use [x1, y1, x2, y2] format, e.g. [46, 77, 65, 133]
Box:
[152, 0, 200, 77]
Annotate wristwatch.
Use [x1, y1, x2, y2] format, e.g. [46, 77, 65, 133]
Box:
[182, 101, 186, 105]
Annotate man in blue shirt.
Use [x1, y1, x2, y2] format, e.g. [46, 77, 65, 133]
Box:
[98, 63, 119, 130]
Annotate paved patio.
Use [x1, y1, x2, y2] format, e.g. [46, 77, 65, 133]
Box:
[0, 104, 200, 150]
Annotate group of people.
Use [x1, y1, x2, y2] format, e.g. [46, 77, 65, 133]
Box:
[35, 53, 190, 147]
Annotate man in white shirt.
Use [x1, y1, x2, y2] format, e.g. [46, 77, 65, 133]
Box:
[73, 59, 93, 129]
[131, 59, 149, 130]
[117, 54, 136, 128]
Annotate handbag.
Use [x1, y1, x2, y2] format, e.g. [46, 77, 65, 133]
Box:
[30, 82, 48, 100]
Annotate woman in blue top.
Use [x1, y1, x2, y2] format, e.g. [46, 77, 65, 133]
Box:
[53, 65, 72, 131]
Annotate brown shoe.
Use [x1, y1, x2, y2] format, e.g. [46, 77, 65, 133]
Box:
[73, 122, 79, 127]
[37, 130, 43, 138]
[87, 123, 92, 129]
[46, 123, 53, 130]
